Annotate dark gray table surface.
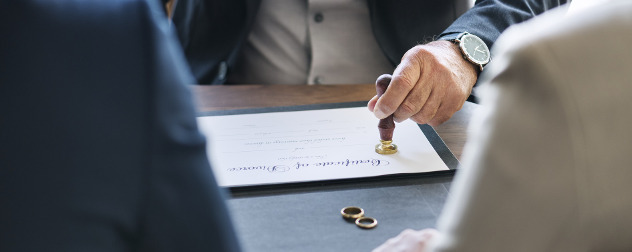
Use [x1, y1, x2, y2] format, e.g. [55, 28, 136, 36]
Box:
[228, 174, 454, 252]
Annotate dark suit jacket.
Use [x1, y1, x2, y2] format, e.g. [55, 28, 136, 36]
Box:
[172, 0, 471, 84]
[0, 1, 240, 251]
[172, 0, 568, 84]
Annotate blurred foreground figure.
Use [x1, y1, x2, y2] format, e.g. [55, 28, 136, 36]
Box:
[375, 1, 632, 251]
[0, 1, 240, 251]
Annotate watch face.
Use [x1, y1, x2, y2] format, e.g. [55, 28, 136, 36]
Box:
[460, 34, 490, 65]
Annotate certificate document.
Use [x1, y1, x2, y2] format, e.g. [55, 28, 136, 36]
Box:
[197, 105, 453, 188]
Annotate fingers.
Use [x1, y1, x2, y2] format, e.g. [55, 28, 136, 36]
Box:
[410, 88, 466, 126]
[374, 54, 421, 119]
[425, 81, 468, 126]
[395, 61, 445, 124]
[378, 46, 436, 122]
[373, 229, 417, 252]
[367, 95, 378, 112]
[407, 88, 442, 124]
[418, 228, 440, 241]
[372, 228, 440, 252]
[392, 78, 433, 123]
[427, 101, 459, 126]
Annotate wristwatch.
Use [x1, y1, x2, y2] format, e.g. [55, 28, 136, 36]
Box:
[452, 32, 491, 72]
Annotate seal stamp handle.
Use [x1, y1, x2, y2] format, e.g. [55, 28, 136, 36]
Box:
[375, 74, 397, 154]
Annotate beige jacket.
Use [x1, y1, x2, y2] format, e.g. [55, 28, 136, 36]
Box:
[433, 2, 632, 251]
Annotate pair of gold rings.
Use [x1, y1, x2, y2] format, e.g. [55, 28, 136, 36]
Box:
[341, 206, 378, 229]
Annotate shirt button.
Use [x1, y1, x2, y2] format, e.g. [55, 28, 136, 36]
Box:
[313, 76, 323, 84]
[314, 13, 324, 23]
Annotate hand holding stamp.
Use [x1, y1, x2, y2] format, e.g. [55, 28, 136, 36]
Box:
[375, 74, 398, 154]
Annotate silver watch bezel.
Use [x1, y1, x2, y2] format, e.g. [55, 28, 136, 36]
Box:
[455, 32, 491, 71]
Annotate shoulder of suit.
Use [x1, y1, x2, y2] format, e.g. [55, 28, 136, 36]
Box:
[495, 1, 632, 56]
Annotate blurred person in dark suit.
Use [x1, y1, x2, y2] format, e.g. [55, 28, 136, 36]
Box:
[169, 0, 568, 126]
[0, 0, 240, 251]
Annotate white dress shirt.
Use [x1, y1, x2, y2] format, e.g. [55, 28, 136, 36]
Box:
[227, 0, 394, 85]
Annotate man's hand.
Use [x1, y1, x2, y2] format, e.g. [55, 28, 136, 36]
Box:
[368, 40, 478, 126]
[372, 228, 440, 252]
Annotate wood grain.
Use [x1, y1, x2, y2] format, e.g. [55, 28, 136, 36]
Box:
[192, 84, 477, 160]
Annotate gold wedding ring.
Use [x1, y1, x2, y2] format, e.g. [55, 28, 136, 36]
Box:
[341, 206, 364, 219]
[355, 216, 378, 229]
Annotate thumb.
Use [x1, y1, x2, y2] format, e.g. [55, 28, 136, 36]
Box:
[367, 95, 379, 112]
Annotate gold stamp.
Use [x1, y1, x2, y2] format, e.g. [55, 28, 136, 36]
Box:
[375, 140, 397, 154]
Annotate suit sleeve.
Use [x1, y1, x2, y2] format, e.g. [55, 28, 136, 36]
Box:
[171, 0, 258, 84]
[137, 1, 241, 251]
[430, 24, 579, 251]
[438, 0, 569, 49]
